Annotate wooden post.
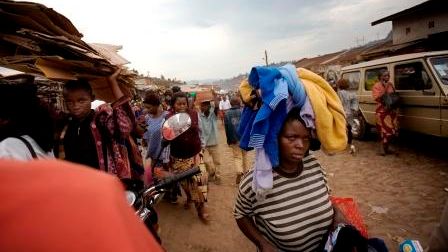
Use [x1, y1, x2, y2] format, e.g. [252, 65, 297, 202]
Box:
[264, 50, 269, 66]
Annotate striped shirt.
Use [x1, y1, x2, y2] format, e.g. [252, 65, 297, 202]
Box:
[234, 154, 334, 252]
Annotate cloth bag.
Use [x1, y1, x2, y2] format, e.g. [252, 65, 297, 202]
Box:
[382, 92, 400, 111]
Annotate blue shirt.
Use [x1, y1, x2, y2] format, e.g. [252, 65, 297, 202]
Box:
[143, 111, 169, 162]
[199, 107, 218, 147]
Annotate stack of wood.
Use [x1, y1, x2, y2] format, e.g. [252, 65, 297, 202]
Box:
[0, 0, 135, 102]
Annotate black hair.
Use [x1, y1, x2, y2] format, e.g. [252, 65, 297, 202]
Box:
[0, 81, 55, 152]
[377, 69, 389, 80]
[281, 107, 320, 151]
[230, 96, 241, 107]
[170, 91, 189, 108]
[143, 91, 161, 106]
[63, 79, 94, 98]
[171, 86, 181, 93]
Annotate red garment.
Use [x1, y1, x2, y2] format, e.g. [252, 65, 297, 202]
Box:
[372, 82, 398, 143]
[88, 96, 142, 179]
[0, 159, 163, 252]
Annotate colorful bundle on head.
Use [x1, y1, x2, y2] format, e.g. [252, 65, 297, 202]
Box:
[238, 64, 347, 198]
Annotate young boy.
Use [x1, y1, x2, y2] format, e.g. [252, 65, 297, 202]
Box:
[199, 99, 221, 184]
[60, 69, 142, 179]
[224, 96, 249, 184]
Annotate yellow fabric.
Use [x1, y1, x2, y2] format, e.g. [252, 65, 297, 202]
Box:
[239, 79, 253, 103]
[297, 68, 347, 153]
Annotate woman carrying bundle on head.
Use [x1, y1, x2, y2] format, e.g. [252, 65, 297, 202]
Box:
[234, 65, 388, 252]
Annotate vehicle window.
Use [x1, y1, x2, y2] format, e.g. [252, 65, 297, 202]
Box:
[394, 62, 432, 90]
[365, 67, 387, 91]
[341, 71, 360, 90]
[430, 57, 448, 85]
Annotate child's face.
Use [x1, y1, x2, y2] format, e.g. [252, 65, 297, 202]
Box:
[173, 97, 188, 113]
[200, 102, 210, 113]
[144, 103, 159, 116]
[64, 89, 93, 120]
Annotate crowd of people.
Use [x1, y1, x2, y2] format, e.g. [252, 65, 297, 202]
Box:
[0, 64, 446, 252]
[0, 71, 248, 223]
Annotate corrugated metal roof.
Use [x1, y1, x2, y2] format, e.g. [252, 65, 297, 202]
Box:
[295, 51, 344, 69]
[294, 36, 394, 70]
[341, 50, 448, 71]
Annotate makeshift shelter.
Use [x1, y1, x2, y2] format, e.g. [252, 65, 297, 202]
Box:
[0, 0, 135, 102]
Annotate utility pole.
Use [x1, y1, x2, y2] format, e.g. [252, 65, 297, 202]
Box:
[263, 49, 269, 66]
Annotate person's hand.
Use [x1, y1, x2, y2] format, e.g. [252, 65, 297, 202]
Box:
[259, 241, 277, 252]
[107, 67, 126, 99]
[332, 206, 348, 229]
[108, 67, 121, 82]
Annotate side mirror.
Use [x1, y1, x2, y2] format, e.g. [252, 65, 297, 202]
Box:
[162, 113, 192, 141]
[125, 191, 136, 206]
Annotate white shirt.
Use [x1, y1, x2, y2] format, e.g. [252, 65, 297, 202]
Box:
[219, 100, 231, 110]
[0, 135, 54, 160]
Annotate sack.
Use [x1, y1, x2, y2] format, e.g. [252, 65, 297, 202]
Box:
[331, 197, 368, 238]
[382, 92, 400, 110]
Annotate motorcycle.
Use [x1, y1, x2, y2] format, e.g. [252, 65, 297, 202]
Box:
[123, 112, 200, 243]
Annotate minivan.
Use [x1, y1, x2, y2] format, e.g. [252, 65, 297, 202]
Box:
[340, 51, 448, 139]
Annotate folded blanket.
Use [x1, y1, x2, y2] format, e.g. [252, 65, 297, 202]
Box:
[297, 68, 347, 153]
[239, 79, 253, 104]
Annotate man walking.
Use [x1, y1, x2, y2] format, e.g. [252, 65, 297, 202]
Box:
[224, 96, 249, 185]
[218, 95, 231, 124]
[199, 99, 221, 184]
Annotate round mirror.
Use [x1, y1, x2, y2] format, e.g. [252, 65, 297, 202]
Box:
[125, 191, 136, 206]
[162, 113, 192, 141]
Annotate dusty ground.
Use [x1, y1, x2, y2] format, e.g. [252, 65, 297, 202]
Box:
[156, 126, 448, 251]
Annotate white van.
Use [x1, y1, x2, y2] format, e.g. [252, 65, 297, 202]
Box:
[340, 51, 448, 139]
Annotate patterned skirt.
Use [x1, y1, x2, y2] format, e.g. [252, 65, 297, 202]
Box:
[171, 155, 208, 203]
[375, 109, 398, 144]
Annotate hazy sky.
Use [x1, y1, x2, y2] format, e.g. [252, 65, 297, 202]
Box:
[32, 0, 425, 81]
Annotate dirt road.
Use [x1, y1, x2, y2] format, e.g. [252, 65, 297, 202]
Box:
[156, 126, 448, 251]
